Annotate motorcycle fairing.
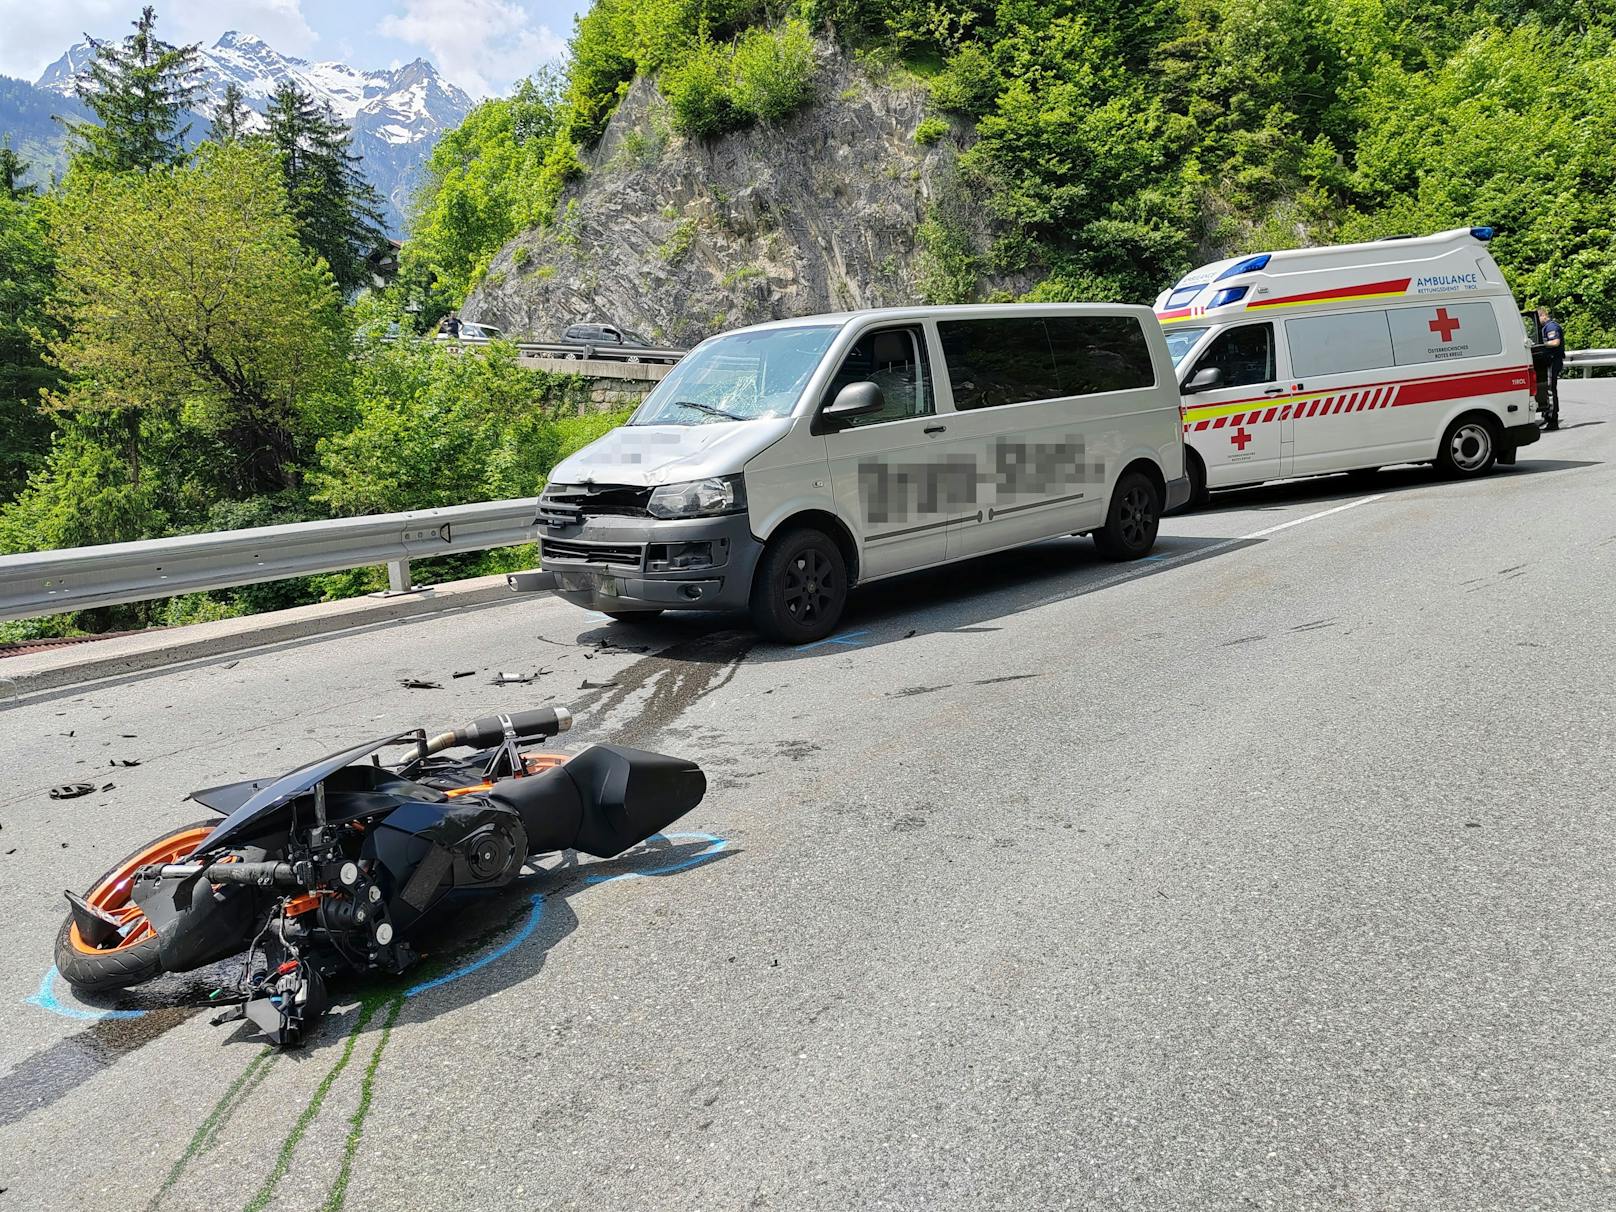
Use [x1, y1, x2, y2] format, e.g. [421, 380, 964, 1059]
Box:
[189, 733, 445, 856]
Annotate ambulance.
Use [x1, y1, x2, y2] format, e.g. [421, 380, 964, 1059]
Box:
[1154, 228, 1540, 506]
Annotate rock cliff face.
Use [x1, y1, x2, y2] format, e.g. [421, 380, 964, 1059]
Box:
[465, 44, 1029, 348]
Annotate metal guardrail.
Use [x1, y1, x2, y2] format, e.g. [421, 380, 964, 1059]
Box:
[1, 345, 1607, 624]
[0, 499, 540, 622]
[1566, 349, 1615, 375]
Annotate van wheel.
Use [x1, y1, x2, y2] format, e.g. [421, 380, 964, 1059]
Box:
[1093, 471, 1161, 561]
[751, 528, 847, 644]
[602, 609, 663, 623]
[1438, 416, 1498, 477]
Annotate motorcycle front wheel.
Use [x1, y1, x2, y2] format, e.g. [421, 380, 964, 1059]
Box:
[54, 820, 217, 993]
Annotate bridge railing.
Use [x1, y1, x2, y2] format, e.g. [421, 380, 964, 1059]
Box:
[0, 499, 540, 623]
[439, 336, 687, 365]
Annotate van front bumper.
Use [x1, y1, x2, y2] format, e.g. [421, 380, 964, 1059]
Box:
[1164, 473, 1192, 512]
[513, 512, 764, 613]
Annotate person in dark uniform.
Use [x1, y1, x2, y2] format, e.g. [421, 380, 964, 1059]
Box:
[1536, 306, 1565, 431]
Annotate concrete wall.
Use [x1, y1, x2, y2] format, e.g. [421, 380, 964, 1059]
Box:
[517, 353, 671, 412]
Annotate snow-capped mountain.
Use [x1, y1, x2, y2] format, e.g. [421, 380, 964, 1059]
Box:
[29, 31, 473, 230]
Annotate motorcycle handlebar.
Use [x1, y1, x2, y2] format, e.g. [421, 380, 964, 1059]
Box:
[421, 706, 574, 756]
[148, 860, 301, 886]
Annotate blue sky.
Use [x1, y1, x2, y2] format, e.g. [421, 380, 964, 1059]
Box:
[0, 0, 589, 97]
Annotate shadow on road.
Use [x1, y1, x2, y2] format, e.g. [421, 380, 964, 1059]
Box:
[1197, 455, 1603, 516]
[575, 532, 1256, 666]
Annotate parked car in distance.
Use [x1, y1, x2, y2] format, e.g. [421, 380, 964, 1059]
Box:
[561, 323, 654, 359]
[435, 321, 504, 342]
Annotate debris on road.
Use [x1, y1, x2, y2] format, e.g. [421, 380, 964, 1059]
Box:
[493, 671, 534, 685]
[399, 678, 442, 690]
[111, 758, 141, 767]
[580, 679, 620, 689]
[48, 783, 95, 800]
[101, 782, 115, 792]
[452, 670, 476, 679]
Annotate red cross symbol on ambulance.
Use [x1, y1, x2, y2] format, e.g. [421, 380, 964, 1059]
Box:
[1428, 307, 1462, 342]
[1230, 426, 1252, 451]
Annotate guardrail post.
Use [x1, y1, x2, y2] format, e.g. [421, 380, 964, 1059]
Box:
[384, 558, 415, 596]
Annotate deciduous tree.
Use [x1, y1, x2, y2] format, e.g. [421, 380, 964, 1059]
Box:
[44, 140, 347, 495]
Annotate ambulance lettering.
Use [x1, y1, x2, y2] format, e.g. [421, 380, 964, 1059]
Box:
[1412, 272, 1480, 294]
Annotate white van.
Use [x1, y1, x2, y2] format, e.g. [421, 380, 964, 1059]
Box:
[510, 304, 1189, 642]
[1155, 228, 1540, 506]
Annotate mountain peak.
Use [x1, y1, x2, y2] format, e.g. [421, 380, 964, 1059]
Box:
[22, 29, 474, 231]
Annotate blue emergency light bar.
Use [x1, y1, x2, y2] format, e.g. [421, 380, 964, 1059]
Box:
[1470, 226, 1495, 240]
[1209, 285, 1250, 307]
[1216, 253, 1271, 280]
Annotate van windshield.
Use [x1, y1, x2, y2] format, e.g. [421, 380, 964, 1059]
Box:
[1163, 325, 1210, 367]
[631, 325, 840, 426]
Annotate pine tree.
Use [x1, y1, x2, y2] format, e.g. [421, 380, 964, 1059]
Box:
[265, 81, 386, 294]
[209, 81, 253, 143]
[0, 145, 31, 199]
[67, 6, 201, 173]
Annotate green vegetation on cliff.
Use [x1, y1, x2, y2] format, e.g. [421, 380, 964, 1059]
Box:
[411, 0, 1616, 346]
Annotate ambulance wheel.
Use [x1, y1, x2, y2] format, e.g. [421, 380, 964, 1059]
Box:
[1093, 471, 1160, 561]
[751, 526, 848, 644]
[1171, 451, 1208, 514]
[1437, 415, 1498, 478]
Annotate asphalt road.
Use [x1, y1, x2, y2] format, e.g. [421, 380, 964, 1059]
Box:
[2, 384, 1613, 1211]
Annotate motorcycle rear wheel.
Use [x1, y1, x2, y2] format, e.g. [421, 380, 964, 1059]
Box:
[55, 820, 217, 994]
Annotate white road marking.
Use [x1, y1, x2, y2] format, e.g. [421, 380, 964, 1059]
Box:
[1015, 492, 1388, 616]
[1241, 494, 1386, 539]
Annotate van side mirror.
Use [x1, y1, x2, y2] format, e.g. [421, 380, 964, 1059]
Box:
[1183, 366, 1223, 394]
[822, 381, 885, 426]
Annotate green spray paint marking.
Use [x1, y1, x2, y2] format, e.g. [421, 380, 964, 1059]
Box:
[323, 994, 404, 1212]
[146, 1046, 278, 1212]
[242, 997, 384, 1212]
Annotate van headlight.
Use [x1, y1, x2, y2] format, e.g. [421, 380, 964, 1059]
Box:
[647, 475, 747, 519]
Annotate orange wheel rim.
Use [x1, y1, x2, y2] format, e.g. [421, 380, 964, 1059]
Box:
[68, 825, 215, 955]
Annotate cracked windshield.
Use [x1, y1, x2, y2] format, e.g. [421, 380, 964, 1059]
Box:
[630, 325, 839, 425]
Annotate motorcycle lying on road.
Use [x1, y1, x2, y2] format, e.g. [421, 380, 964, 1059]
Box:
[55, 707, 705, 1044]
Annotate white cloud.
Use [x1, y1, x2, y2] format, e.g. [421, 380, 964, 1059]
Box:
[0, 0, 317, 81]
[378, 0, 564, 98]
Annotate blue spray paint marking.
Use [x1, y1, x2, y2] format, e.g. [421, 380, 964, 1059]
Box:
[29, 831, 729, 1020]
[28, 966, 148, 1021]
[795, 629, 870, 652]
[582, 831, 728, 885]
[405, 831, 724, 994]
[403, 893, 547, 998]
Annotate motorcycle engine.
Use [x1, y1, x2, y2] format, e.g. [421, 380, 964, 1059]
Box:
[365, 799, 530, 929]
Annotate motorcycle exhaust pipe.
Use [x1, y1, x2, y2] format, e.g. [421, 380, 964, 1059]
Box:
[421, 706, 574, 757]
